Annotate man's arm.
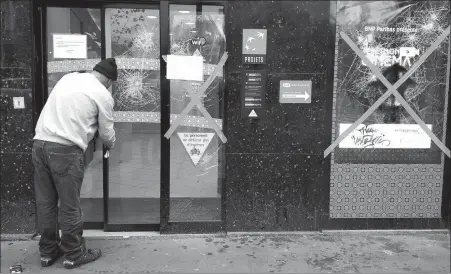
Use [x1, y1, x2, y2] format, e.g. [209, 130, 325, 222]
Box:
[98, 97, 116, 149]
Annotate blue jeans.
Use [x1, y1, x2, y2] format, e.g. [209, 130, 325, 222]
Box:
[32, 140, 86, 260]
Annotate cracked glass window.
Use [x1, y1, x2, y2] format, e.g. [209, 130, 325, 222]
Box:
[105, 8, 161, 224]
[169, 4, 226, 222]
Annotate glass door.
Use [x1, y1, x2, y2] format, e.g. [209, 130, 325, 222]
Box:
[104, 6, 161, 230]
[44, 4, 162, 231]
[165, 3, 226, 232]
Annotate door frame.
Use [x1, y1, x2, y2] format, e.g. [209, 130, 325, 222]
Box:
[32, 0, 228, 234]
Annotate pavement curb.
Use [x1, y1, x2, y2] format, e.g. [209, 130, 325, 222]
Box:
[1, 232, 227, 241]
[229, 229, 450, 237]
[320, 229, 450, 236]
[1, 229, 448, 241]
[1, 234, 36, 241]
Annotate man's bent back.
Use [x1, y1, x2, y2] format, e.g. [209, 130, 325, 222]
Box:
[33, 58, 117, 269]
[35, 72, 115, 150]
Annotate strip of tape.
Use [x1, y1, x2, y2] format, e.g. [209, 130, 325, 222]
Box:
[324, 26, 451, 158]
[164, 52, 228, 143]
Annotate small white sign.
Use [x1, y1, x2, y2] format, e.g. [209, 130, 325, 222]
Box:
[53, 34, 87, 59]
[178, 132, 215, 166]
[279, 80, 312, 103]
[167, 55, 203, 82]
[338, 123, 433, 149]
[249, 109, 258, 117]
[13, 97, 25, 109]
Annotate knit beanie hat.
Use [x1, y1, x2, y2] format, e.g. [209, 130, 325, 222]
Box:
[93, 58, 118, 81]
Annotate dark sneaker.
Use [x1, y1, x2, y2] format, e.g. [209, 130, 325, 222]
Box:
[41, 249, 64, 267]
[63, 249, 101, 269]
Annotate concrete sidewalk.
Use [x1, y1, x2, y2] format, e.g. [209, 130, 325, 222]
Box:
[1, 231, 450, 273]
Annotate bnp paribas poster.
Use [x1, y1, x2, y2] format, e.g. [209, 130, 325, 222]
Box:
[332, 0, 450, 164]
[330, 1, 450, 219]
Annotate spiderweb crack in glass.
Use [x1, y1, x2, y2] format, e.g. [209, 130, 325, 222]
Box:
[170, 39, 191, 56]
[115, 69, 160, 110]
[338, 2, 449, 129]
[110, 12, 161, 111]
[129, 25, 158, 54]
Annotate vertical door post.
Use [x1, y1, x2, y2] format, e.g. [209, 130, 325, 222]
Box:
[160, 1, 170, 231]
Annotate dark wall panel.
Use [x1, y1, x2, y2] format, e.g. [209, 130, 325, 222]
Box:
[0, 0, 35, 234]
[225, 0, 335, 231]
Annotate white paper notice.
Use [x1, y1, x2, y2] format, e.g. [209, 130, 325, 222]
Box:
[178, 132, 215, 166]
[338, 123, 433, 149]
[167, 55, 203, 81]
[53, 34, 87, 59]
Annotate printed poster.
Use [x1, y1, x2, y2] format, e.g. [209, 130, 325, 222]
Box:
[178, 132, 215, 166]
[53, 34, 87, 59]
[167, 55, 204, 82]
[332, 0, 450, 164]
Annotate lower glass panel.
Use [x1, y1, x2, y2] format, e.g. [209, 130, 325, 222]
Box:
[108, 123, 160, 224]
[80, 141, 104, 222]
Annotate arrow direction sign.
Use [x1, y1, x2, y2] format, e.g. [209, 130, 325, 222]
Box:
[297, 92, 310, 101]
[279, 80, 312, 104]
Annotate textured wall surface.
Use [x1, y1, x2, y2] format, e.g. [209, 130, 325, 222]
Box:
[0, 0, 35, 233]
[224, 1, 335, 231]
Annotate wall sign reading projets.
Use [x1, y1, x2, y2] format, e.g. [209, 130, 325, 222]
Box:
[242, 29, 267, 64]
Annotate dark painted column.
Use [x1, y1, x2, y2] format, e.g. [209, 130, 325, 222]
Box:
[0, 0, 35, 234]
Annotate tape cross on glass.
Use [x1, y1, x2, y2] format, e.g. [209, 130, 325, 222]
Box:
[163, 52, 228, 143]
[324, 26, 451, 158]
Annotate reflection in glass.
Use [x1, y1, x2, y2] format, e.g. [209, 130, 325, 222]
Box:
[169, 5, 225, 221]
[46, 7, 103, 222]
[105, 8, 161, 224]
[0, 1, 32, 91]
[46, 8, 102, 94]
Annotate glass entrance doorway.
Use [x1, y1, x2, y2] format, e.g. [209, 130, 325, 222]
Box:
[41, 1, 226, 233]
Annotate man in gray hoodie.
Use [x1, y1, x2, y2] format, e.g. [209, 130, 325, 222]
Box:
[33, 58, 117, 269]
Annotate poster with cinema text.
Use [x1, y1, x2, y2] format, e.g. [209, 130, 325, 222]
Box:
[332, 0, 450, 164]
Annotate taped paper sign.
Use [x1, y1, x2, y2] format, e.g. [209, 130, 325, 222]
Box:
[53, 34, 87, 59]
[338, 123, 432, 149]
[167, 55, 203, 81]
[178, 132, 215, 166]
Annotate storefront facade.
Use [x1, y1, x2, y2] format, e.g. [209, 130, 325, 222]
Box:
[1, 0, 450, 234]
